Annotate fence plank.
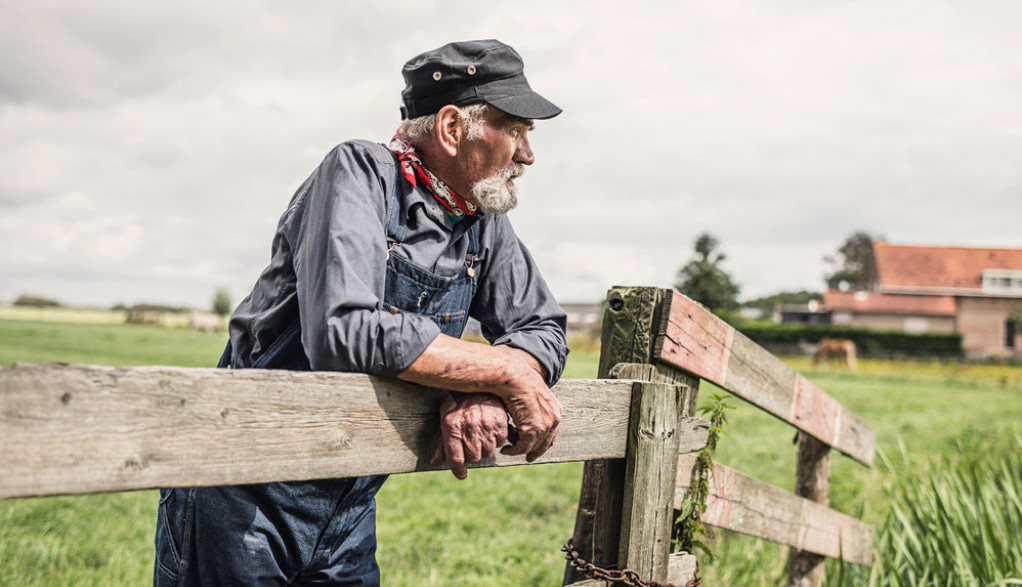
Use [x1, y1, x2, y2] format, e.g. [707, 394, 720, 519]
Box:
[617, 382, 686, 581]
[0, 363, 658, 499]
[655, 291, 875, 467]
[675, 455, 873, 566]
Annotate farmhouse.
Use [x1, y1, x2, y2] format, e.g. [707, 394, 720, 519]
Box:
[823, 242, 1022, 358]
[560, 301, 602, 339]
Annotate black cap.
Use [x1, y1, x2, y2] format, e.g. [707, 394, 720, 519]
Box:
[400, 39, 562, 120]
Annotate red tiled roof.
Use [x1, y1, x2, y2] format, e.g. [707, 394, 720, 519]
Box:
[823, 290, 957, 316]
[874, 242, 1022, 292]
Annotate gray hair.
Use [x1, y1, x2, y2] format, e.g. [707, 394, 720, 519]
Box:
[397, 103, 489, 147]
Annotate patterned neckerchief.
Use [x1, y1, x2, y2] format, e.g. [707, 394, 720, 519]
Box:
[388, 135, 477, 217]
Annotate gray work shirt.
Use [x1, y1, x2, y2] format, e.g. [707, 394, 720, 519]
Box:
[228, 140, 569, 386]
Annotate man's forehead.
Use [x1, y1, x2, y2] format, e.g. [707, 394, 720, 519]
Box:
[486, 106, 534, 128]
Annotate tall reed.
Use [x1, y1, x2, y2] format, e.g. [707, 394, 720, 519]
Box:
[827, 436, 1022, 586]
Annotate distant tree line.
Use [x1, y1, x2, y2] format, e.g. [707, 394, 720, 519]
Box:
[13, 294, 62, 308]
[111, 302, 191, 313]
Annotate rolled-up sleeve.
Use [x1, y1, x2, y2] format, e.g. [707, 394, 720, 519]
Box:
[291, 142, 441, 376]
[471, 216, 569, 386]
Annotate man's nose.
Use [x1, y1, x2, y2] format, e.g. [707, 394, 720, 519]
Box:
[514, 135, 535, 166]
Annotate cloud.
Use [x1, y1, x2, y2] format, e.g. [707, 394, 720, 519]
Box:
[2, 0, 1021, 307]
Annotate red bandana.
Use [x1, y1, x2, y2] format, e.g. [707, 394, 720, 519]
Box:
[389, 135, 477, 217]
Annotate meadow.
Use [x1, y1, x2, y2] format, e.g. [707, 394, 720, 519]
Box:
[1, 314, 1021, 585]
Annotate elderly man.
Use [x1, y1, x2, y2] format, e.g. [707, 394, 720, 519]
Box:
[154, 39, 568, 586]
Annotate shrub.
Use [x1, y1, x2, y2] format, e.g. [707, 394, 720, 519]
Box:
[734, 322, 962, 358]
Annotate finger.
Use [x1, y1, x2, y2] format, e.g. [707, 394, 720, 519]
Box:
[476, 419, 507, 459]
[463, 435, 483, 464]
[493, 419, 510, 448]
[500, 428, 538, 457]
[526, 421, 560, 463]
[479, 436, 498, 459]
[445, 433, 468, 480]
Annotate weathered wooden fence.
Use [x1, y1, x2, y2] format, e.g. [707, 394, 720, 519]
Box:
[564, 287, 875, 586]
[0, 286, 874, 586]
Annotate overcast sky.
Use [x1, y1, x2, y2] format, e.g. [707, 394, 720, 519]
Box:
[2, 0, 1020, 309]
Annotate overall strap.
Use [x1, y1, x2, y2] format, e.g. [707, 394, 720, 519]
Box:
[386, 153, 407, 243]
[466, 217, 480, 256]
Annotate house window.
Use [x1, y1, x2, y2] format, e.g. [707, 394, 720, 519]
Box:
[982, 270, 1022, 295]
[904, 317, 929, 334]
[1008, 319, 1018, 349]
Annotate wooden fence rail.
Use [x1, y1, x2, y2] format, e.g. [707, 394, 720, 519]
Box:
[0, 365, 709, 499]
[1, 286, 874, 587]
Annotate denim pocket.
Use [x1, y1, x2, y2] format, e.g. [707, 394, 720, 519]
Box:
[155, 488, 194, 585]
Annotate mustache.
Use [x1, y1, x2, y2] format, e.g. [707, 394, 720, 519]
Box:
[502, 163, 525, 181]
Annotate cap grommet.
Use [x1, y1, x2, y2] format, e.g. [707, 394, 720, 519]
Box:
[432, 71, 442, 81]
[467, 65, 477, 75]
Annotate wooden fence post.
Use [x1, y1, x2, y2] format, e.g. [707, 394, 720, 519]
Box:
[564, 287, 699, 585]
[617, 381, 687, 581]
[786, 432, 832, 587]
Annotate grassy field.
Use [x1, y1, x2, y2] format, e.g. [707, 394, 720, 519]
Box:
[0, 305, 129, 325]
[1, 318, 1021, 585]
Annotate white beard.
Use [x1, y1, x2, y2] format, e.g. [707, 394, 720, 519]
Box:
[470, 163, 524, 215]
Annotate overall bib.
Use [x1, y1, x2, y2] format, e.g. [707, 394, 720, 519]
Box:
[155, 160, 480, 586]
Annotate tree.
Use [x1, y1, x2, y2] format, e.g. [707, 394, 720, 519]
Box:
[674, 233, 740, 311]
[824, 231, 882, 291]
[14, 294, 62, 308]
[212, 288, 233, 317]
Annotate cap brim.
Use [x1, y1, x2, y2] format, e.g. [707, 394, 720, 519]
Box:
[486, 91, 562, 120]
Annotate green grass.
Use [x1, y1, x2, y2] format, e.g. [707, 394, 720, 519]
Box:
[0, 319, 227, 367]
[690, 360, 1022, 586]
[2, 317, 1022, 585]
[0, 305, 128, 324]
[0, 492, 155, 586]
[858, 437, 1022, 586]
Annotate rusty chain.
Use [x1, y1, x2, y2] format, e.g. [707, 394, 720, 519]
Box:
[561, 540, 701, 587]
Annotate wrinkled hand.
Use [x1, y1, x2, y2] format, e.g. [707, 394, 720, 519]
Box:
[432, 392, 510, 480]
[497, 348, 562, 463]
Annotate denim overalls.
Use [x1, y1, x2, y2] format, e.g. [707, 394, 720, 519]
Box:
[155, 159, 480, 586]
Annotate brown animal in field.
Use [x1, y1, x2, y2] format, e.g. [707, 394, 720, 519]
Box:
[813, 338, 858, 370]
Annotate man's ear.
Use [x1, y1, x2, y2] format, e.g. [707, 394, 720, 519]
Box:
[434, 105, 463, 157]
